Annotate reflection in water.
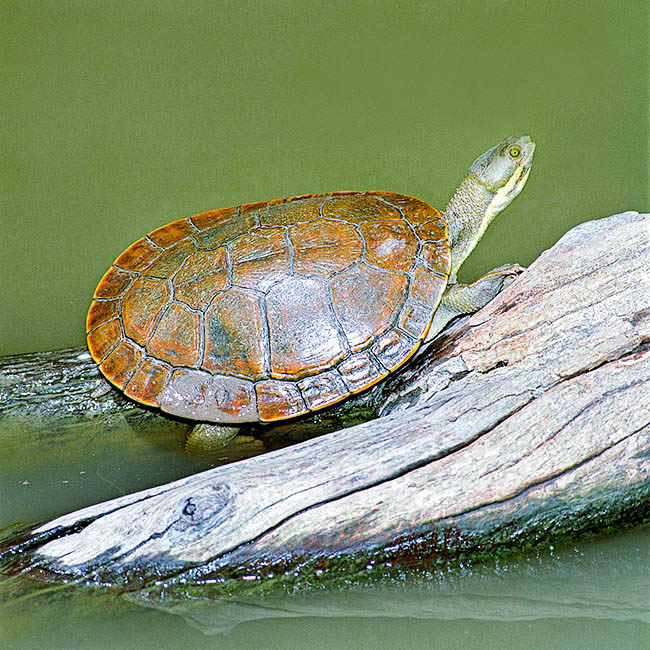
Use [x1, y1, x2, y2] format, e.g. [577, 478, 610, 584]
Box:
[125, 530, 649, 636]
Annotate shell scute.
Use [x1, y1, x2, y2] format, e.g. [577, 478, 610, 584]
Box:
[191, 206, 239, 231]
[266, 277, 346, 378]
[88, 190, 451, 423]
[93, 267, 135, 299]
[203, 288, 267, 379]
[291, 219, 363, 277]
[230, 226, 290, 291]
[86, 299, 120, 332]
[141, 239, 197, 279]
[173, 248, 229, 310]
[397, 301, 436, 339]
[256, 379, 307, 421]
[87, 318, 122, 363]
[158, 368, 258, 423]
[122, 277, 171, 346]
[146, 303, 201, 367]
[371, 329, 417, 372]
[258, 194, 324, 226]
[420, 240, 452, 275]
[124, 357, 171, 407]
[375, 192, 439, 225]
[410, 264, 448, 307]
[330, 263, 408, 351]
[415, 218, 447, 242]
[322, 193, 400, 224]
[194, 209, 257, 249]
[114, 238, 161, 272]
[100, 339, 144, 389]
[337, 351, 386, 392]
[297, 370, 349, 411]
[148, 219, 196, 248]
[360, 219, 418, 272]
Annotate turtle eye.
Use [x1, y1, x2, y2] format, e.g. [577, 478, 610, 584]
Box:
[508, 145, 522, 159]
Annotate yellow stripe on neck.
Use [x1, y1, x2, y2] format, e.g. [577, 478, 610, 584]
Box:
[479, 164, 528, 241]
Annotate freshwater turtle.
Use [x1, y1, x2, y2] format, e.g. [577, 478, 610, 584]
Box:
[87, 134, 535, 452]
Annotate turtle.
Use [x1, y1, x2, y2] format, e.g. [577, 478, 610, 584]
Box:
[87, 134, 535, 454]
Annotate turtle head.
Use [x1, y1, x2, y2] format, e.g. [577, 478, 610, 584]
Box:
[444, 134, 535, 281]
[468, 134, 535, 211]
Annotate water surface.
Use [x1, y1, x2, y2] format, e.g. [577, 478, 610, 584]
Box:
[1, 1, 648, 648]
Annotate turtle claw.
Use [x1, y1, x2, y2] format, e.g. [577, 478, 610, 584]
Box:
[490, 263, 526, 289]
[487, 263, 526, 277]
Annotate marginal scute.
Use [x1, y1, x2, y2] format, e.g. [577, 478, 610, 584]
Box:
[122, 276, 171, 346]
[420, 240, 452, 275]
[291, 219, 363, 276]
[194, 210, 257, 249]
[410, 264, 448, 307]
[203, 289, 267, 379]
[375, 191, 439, 225]
[322, 193, 400, 224]
[141, 239, 197, 279]
[99, 340, 144, 389]
[330, 263, 408, 351]
[124, 357, 172, 406]
[256, 380, 307, 421]
[266, 276, 346, 378]
[87, 318, 122, 363]
[258, 195, 324, 226]
[114, 238, 161, 272]
[148, 219, 196, 248]
[93, 267, 135, 299]
[337, 351, 386, 392]
[146, 303, 201, 367]
[415, 218, 447, 241]
[398, 301, 436, 340]
[173, 248, 229, 310]
[298, 370, 349, 410]
[372, 329, 417, 371]
[86, 299, 120, 332]
[191, 205, 239, 230]
[158, 368, 258, 423]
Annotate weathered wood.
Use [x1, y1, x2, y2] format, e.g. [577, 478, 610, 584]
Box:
[0, 340, 379, 468]
[0, 347, 191, 459]
[1, 211, 649, 596]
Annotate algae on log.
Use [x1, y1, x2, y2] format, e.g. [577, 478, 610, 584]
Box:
[1, 211, 649, 595]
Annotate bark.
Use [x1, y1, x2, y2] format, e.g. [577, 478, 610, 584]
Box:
[1, 211, 649, 597]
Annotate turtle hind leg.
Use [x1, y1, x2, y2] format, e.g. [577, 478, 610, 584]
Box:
[424, 263, 524, 343]
[185, 422, 265, 463]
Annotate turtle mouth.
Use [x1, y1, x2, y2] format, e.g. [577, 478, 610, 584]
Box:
[521, 141, 535, 170]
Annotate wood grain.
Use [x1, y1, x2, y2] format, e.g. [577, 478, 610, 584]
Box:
[1, 211, 648, 594]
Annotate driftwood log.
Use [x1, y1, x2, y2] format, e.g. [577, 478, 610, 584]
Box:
[1, 211, 648, 599]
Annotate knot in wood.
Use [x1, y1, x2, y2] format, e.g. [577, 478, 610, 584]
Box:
[182, 499, 197, 518]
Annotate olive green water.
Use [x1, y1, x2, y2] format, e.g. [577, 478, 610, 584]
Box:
[1, 0, 648, 647]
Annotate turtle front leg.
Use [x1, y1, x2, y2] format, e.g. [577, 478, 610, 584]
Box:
[186, 422, 241, 455]
[424, 263, 524, 343]
[185, 422, 263, 462]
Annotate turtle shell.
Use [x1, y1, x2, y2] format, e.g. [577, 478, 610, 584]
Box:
[87, 191, 451, 423]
